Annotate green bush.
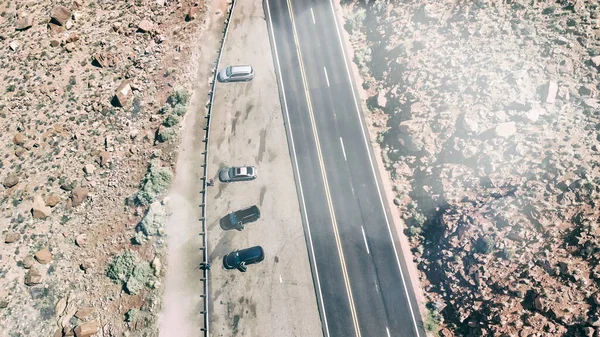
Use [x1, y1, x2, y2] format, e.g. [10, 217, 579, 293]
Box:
[475, 237, 495, 254]
[424, 309, 441, 332]
[412, 213, 427, 227]
[134, 201, 167, 244]
[136, 161, 173, 205]
[405, 226, 422, 238]
[125, 309, 139, 323]
[163, 114, 179, 127]
[107, 251, 154, 295]
[107, 250, 137, 283]
[156, 127, 175, 143]
[170, 89, 190, 106]
[172, 103, 187, 116]
[125, 262, 153, 295]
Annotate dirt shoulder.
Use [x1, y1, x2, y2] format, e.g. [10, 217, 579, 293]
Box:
[205, 1, 323, 336]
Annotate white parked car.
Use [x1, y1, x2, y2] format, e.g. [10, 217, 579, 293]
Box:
[219, 166, 257, 182]
[217, 65, 255, 83]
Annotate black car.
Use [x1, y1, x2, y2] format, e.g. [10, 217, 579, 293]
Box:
[223, 246, 265, 272]
[220, 205, 261, 231]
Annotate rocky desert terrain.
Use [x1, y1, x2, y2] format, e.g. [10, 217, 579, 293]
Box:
[343, 0, 600, 336]
[0, 0, 214, 336]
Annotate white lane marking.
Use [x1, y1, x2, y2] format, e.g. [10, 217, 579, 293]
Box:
[323, 66, 330, 87]
[265, 2, 331, 337]
[339, 137, 347, 161]
[361, 226, 370, 254]
[279, 275, 283, 283]
[375, 283, 379, 293]
[310, 7, 316, 24]
[327, 0, 423, 335]
[386, 327, 391, 337]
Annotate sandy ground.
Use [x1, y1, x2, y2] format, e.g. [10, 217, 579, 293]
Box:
[329, 0, 428, 316]
[205, 1, 323, 336]
[157, 0, 229, 336]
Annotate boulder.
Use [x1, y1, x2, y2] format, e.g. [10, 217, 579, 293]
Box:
[494, 122, 517, 138]
[71, 187, 89, 207]
[74, 320, 99, 337]
[22, 256, 34, 269]
[458, 112, 479, 134]
[24, 268, 43, 285]
[84, 164, 95, 175]
[13, 133, 23, 145]
[187, 7, 199, 21]
[546, 81, 558, 104]
[591, 56, 600, 68]
[16, 15, 34, 31]
[45, 194, 61, 207]
[9, 41, 19, 51]
[32, 195, 52, 219]
[74, 307, 94, 320]
[92, 52, 116, 68]
[4, 232, 21, 243]
[75, 234, 87, 247]
[51, 6, 72, 26]
[98, 151, 111, 167]
[137, 19, 153, 33]
[35, 248, 52, 264]
[3, 174, 19, 188]
[113, 81, 131, 107]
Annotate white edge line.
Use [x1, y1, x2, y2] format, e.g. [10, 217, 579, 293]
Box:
[386, 327, 391, 337]
[265, 2, 331, 337]
[326, 0, 423, 336]
[310, 7, 316, 24]
[339, 137, 347, 161]
[323, 66, 330, 87]
[360, 226, 370, 255]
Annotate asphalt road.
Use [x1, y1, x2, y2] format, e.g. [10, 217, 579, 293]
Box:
[264, 0, 427, 336]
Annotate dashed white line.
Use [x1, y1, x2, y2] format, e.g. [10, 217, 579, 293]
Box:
[386, 327, 391, 337]
[361, 226, 370, 254]
[310, 7, 316, 24]
[323, 66, 330, 87]
[327, 0, 423, 335]
[339, 137, 347, 161]
[279, 275, 283, 283]
[375, 283, 379, 293]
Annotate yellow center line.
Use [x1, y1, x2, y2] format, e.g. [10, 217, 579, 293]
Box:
[284, 1, 362, 336]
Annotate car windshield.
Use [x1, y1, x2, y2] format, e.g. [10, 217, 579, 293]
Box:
[225, 66, 232, 77]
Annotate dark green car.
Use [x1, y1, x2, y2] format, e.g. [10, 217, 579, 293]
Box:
[223, 246, 265, 272]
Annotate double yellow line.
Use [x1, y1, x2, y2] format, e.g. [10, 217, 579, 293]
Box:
[284, 1, 361, 336]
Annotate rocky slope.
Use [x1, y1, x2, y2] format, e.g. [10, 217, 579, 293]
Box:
[0, 1, 210, 336]
[343, 0, 600, 335]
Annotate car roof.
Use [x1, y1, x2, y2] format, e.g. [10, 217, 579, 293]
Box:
[237, 205, 260, 218]
[238, 246, 264, 261]
[230, 65, 252, 74]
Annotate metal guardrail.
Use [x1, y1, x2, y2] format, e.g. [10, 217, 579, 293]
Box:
[199, 0, 238, 336]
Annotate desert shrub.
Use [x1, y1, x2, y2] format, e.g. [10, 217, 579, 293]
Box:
[125, 309, 139, 323]
[134, 201, 167, 244]
[107, 250, 136, 283]
[344, 8, 366, 34]
[156, 127, 175, 143]
[172, 103, 187, 116]
[424, 309, 441, 332]
[125, 262, 153, 295]
[170, 88, 190, 106]
[475, 236, 495, 254]
[136, 161, 172, 205]
[107, 251, 154, 295]
[163, 114, 179, 127]
[412, 212, 427, 227]
[405, 226, 422, 238]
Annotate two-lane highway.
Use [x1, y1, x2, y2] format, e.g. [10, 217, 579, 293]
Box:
[264, 0, 426, 336]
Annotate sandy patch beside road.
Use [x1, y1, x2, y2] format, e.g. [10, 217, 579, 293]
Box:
[205, 1, 323, 336]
